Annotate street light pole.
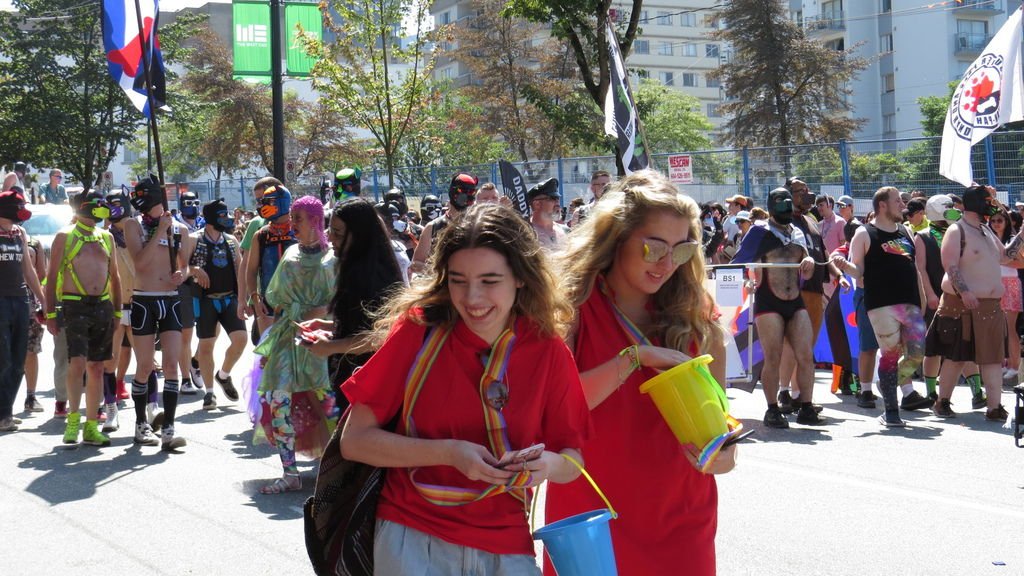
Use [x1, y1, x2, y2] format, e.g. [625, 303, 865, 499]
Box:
[270, 0, 285, 184]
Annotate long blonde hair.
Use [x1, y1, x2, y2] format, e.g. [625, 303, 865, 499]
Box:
[374, 203, 573, 341]
[558, 169, 723, 354]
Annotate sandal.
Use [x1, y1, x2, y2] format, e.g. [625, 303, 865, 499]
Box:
[259, 474, 301, 495]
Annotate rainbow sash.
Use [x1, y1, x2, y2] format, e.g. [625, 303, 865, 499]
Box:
[402, 326, 532, 507]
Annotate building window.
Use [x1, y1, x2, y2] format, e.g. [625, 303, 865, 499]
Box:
[682, 43, 697, 57]
[660, 71, 674, 86]
[707, 103, 722, 118]
[881, 0, 892, 12]
[705, 44, 720, 58]
[680, 13, 696, 27]
[957, 19, 989, 51]
[439, 11, 450, 25]
[634, 40, 649, 54]
[883, 113, 895, 134]
[681, 73, 697, 87]
[656, 11, 672, 26]
[706, 76, 721, 88]
[822, 0, 843, 20]
[883, 73, 895, 93]
[703, 15, 719, 29]
[659, 42, 673, 56]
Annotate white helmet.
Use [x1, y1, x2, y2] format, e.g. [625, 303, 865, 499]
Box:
[925, 194, 960, 223]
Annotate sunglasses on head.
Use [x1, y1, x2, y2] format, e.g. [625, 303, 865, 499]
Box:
[641, 237, 699, 266]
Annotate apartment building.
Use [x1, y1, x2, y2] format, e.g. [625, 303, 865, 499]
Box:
[430, 0, 729, 131]
[793, 0, 1020, 141]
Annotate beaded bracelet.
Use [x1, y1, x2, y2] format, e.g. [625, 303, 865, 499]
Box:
[617, 344, 640, 384]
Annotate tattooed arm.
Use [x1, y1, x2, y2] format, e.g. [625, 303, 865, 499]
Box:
[1004, 229, 1024, 262]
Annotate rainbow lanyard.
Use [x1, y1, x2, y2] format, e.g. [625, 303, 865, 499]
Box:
[597, 276, 653, 347]
[402, 325, 532, 506]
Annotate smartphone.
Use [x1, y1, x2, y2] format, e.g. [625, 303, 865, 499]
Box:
[722, 429, 755, 448]
[496, 443, 545, 468]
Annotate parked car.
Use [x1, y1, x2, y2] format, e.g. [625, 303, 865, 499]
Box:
[23, 203, 74, 256]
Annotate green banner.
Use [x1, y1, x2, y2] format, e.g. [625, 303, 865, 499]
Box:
[232, 1, 271, 78]
[286, 3, 322, 77]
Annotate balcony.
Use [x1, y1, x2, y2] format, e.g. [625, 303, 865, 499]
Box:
[803, 11, 845, 37]
[954, 32, 993, 56]
[954, 0, 1003, 14]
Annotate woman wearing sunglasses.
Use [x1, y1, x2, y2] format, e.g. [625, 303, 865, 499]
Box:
[340, 203, 589, 574]
[547, 170, 733, 576]
[988, 207, 1024, 384]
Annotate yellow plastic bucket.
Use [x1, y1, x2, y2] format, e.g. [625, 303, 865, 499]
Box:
[639, 355, 743, 471]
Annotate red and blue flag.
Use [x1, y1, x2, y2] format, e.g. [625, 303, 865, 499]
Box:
[101, 0, 167, 118]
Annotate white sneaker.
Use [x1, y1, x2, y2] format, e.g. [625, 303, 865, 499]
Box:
[102, 403, 119, 433]
[146, 402, 164, 432]
[134, 422, 159, 446]
[161, 425, 186, 452]
[190, 364, 206, 390]
[180, 380, 199, 395]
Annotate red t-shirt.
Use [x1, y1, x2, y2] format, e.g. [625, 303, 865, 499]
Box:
[546, 289, 718, 576]
[342, 313, 590, 555]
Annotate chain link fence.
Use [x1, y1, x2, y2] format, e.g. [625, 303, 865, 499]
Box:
[187, 131, 1024, 212]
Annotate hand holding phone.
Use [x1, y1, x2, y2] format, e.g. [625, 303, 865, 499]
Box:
[496, 443, 545, 469]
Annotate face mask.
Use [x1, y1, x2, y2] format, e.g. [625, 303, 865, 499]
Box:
[214, 213, 235, 233]
[944, 208, 962, 222]
[259, 187, 291, 221]
[393, 219, 407, 233]
[181, 197, 200, 218]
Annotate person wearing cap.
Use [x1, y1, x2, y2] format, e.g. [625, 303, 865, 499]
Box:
[528, 178, 568, 252]
[410, 172, 478, 275]
[45, 191, 122, 445]
[904, 198, 929, 234]
[723, 194, 750, 248]
[837, 195, 856, 223]
[0, 189, 45, 433]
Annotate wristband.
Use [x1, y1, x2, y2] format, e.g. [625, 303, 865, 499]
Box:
[45, 311, 57, 320]
[113, 310, 123, 319]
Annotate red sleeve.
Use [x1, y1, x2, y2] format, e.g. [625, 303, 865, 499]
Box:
[341, 315, 427, 426]
[540, 339, 592, 453]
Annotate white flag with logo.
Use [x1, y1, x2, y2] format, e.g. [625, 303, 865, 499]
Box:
[940, 7, 1024, 186]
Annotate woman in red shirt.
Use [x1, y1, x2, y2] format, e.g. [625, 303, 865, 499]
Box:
[342, 203, 590, 574]
[548, 169, 737, 576]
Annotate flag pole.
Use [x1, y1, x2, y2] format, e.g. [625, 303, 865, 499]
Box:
[132, 0, 175, 273]
[132, 0, 165, 201]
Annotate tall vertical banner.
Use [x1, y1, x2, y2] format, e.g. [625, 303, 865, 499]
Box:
[233, 1, 272, 80]
[940, 6, 1023, 186]
[285, 2, 322, 76]
[101, 0, 167, 117]
[498, 160, 530, 217]
[604, 21, 649, 175]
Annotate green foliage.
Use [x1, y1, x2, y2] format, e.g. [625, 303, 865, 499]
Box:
[917, 81, 958, 137]
[712, 0, 868, 157]
[635, 79, 711, 154]
[303, 0, 435, 188]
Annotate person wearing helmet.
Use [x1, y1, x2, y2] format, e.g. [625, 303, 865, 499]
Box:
[123, 174, 193, 451]
[410, 173, 478, 275]
[333, 168, 361, 204]
[45, 190, 123, 446]
[0, 189, 45, 433]
[420, 194, 442, 224]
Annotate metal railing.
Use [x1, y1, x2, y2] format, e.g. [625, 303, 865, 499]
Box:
[184, 131, 1024, 212]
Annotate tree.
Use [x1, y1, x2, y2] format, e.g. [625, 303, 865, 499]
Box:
[0, 1, 201, 188]
[504, 0, 645, 170]
[449, 0, 578, 163]
[710, 0, 868, 166]
[635, 79, 712, 153]
[304, 0, 435, 188]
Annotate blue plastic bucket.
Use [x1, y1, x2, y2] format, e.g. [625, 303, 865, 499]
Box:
[533, 509, 617, 576]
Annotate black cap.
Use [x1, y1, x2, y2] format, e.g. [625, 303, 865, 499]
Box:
[13, 161, 26, 173]
[527, 178, 560, 201]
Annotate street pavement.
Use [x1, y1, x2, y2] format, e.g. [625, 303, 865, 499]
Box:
[2, 331, 1022, 575]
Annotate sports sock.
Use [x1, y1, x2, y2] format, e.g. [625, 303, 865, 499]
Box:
[103, 372, 117, 404]
[132, 377, 148, 423]
[217, 369, 229, 380]
[966, 373, 983, 396]
[924, 376, 938, 396]
[790, 390, 801, 401]
[861, 381, 874, 394]
[163, 379, 180, 426]
[900, 383, 915, 396]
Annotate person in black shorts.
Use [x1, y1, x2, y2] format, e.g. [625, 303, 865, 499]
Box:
[45, 191, 122, 446]
[731, 188, 824, 428]
[185, 199, 244, 410]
